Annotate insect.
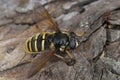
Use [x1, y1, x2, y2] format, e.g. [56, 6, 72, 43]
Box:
[23, 5, 80, 78]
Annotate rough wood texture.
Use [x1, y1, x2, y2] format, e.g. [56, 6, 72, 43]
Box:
[0, 0, 120, 80]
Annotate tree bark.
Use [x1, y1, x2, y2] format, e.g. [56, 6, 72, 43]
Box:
[0, 0, 120, 80]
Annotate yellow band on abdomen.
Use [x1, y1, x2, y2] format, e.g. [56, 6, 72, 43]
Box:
[34, 33, 40, 52]
[41, 40, 45, 51]
[29, 37, 32, 52]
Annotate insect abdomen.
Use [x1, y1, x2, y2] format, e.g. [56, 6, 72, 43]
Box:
[24, 33, 54, 54]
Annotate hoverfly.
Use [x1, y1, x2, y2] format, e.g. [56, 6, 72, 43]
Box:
[23, 5, 80, 78]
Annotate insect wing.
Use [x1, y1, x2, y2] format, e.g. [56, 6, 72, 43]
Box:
[27, 50, 55, 78]
[35, 5, 60, 31]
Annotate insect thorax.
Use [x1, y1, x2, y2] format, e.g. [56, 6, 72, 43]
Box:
[53, 31, 69, 52]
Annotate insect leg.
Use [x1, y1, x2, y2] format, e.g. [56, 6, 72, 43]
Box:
[54, 53, 67, 62]
[65, 50, 75, 59]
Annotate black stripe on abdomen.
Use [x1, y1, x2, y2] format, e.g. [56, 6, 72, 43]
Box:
[37, 34, 42, 52]
[44, 34, 53, 50]
[31, 36, 36, 52]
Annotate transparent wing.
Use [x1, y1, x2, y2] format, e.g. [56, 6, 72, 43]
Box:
[27, 50, 55, 78]
[34, 5, 60, 31]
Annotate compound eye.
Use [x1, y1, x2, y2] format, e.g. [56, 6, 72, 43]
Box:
[69, 39, 76, 50]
